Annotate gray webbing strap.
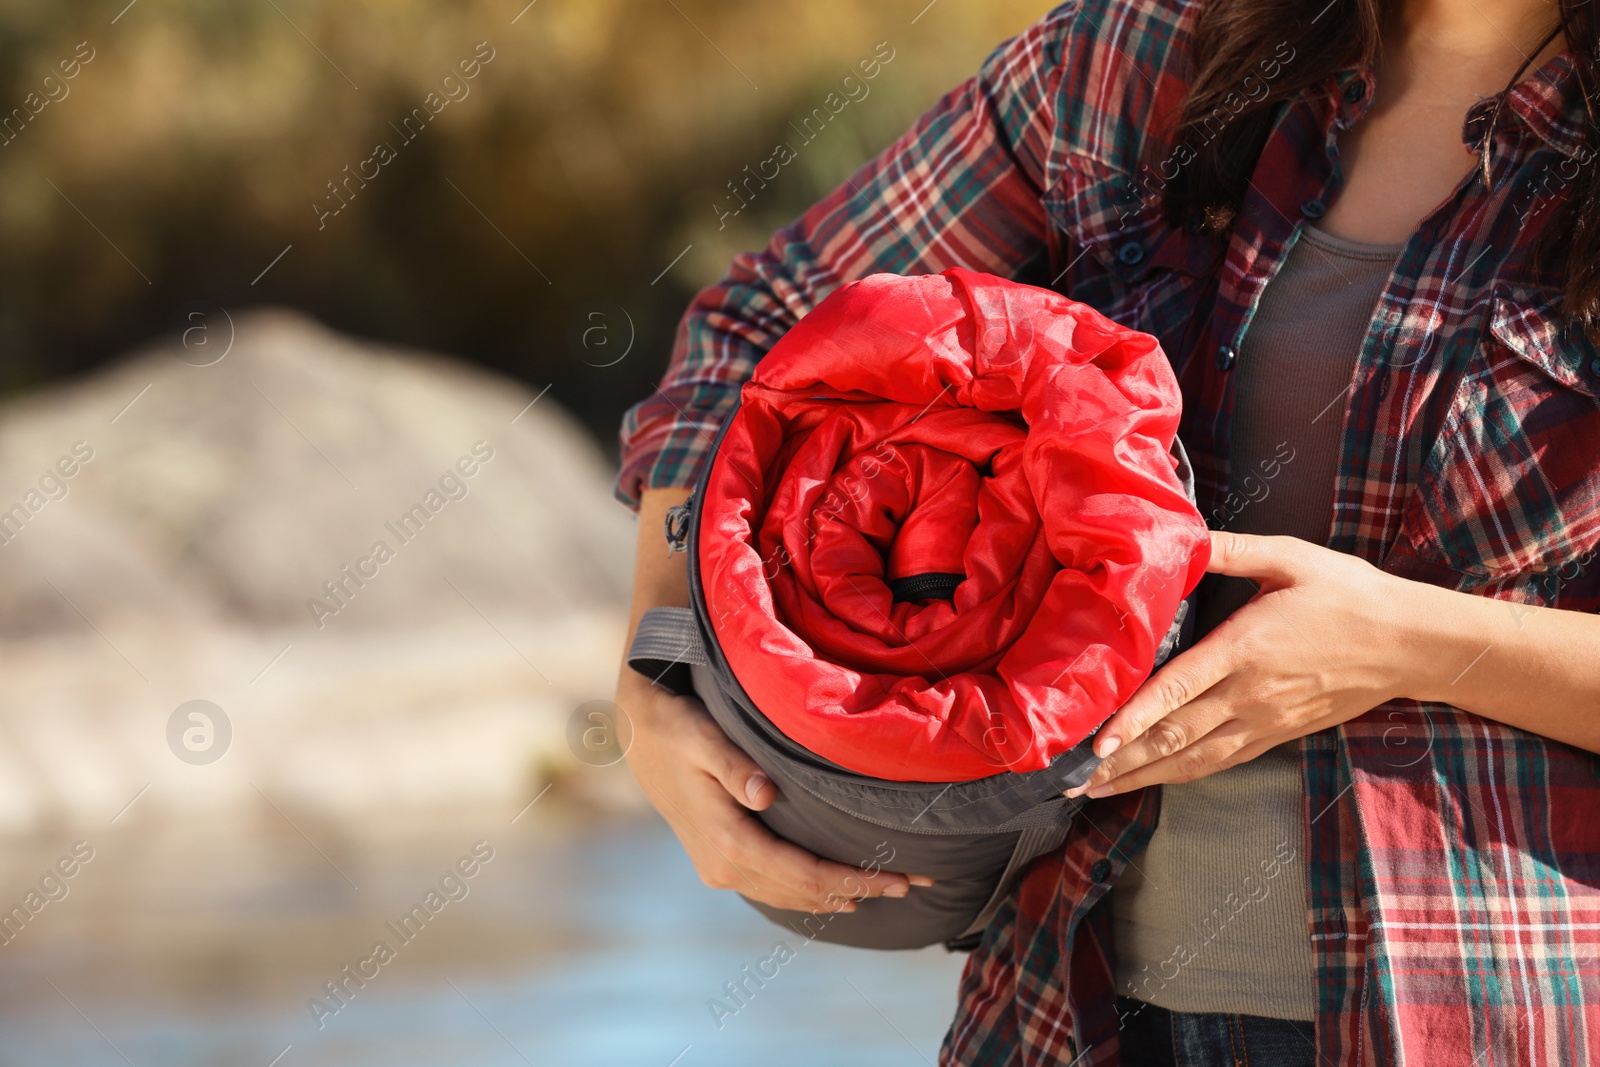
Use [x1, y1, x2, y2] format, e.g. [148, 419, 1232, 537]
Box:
[626, 607, 706, 694]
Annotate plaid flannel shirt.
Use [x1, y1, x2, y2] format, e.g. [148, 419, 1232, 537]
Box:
[617, 1, 1600, 1063]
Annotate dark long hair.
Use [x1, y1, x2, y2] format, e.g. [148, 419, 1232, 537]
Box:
[1157, 0, 1600, 339]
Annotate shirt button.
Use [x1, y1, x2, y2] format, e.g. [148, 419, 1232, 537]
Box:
[1215, 344, 1237, 371]
[1344, 80, 1366, 104]
[1301, 198, 1327, 219]
[1116, 240, 1146, 266]
[1090, 859, 1111, 882]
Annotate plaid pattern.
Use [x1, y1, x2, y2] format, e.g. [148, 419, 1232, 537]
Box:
[617, 1, 1600, 1063]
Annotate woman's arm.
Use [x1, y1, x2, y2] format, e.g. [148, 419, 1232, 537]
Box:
[1067, 531, 1600, 799]
[1401, 559, 1600, 747]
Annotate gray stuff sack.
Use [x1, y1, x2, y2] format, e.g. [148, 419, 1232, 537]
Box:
[626, 432, 1199, 953]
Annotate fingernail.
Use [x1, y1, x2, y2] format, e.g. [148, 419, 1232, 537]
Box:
[1063, 785, 1086, 799]
[907, 875, 936, 887]
[883, 883, 909, 898]
[1086, 784, 1114, 798]
[1096, 736, 1121, 758]
[744, 773, 769, 805]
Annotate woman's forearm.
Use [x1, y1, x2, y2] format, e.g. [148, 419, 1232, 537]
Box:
[1394, 576, 1600, 752]
[1072, 534, 1600, 798]
[623, 487, 693, 644]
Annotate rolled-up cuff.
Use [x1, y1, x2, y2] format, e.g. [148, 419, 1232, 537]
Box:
[613, 420, 717, 510]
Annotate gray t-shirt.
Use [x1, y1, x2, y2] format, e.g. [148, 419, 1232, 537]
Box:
[1109, 224, 1403, 1021]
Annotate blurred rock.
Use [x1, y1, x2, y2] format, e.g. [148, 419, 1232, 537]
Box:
[0, 307, 633, 631]
[0, 310, 642, 833]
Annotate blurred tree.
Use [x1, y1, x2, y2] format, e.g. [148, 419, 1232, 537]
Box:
[0, 0, 1045, 453]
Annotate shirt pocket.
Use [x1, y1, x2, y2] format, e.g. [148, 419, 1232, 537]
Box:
[1390, 289, 1600, 593]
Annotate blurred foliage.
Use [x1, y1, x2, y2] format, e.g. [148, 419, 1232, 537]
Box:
[0, 0, 1046, 450]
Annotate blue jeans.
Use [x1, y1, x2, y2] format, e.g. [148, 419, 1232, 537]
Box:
[1115, 996, 1316, 1067]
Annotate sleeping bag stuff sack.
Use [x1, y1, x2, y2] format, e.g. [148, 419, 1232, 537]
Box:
[627, 268, 1210, 951]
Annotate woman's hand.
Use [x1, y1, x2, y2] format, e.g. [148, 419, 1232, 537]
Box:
[1066, 531, 1415, 799]
[616, 667, 930, 913]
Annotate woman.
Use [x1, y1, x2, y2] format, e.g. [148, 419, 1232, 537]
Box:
[615, 0, 1600, 1063]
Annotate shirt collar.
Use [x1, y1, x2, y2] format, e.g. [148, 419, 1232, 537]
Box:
[1483, 48, 1592, 159]
[1326, 48, 1592, 160]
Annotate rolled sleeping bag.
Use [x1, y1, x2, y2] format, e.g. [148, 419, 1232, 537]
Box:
[627, 268, 1210, 951]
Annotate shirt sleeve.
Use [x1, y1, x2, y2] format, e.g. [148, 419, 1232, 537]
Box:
[614, 4, 1076, 508]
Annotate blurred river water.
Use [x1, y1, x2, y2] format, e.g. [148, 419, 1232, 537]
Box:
[0, 793, 967, 1066]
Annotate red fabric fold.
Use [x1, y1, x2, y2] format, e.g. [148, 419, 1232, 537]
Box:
[699, 269, 1209, 782]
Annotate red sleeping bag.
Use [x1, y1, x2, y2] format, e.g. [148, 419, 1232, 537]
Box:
[699, 268, 1209, 783]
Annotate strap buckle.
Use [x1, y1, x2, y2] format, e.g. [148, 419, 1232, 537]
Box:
[663, 489, 694, 555]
